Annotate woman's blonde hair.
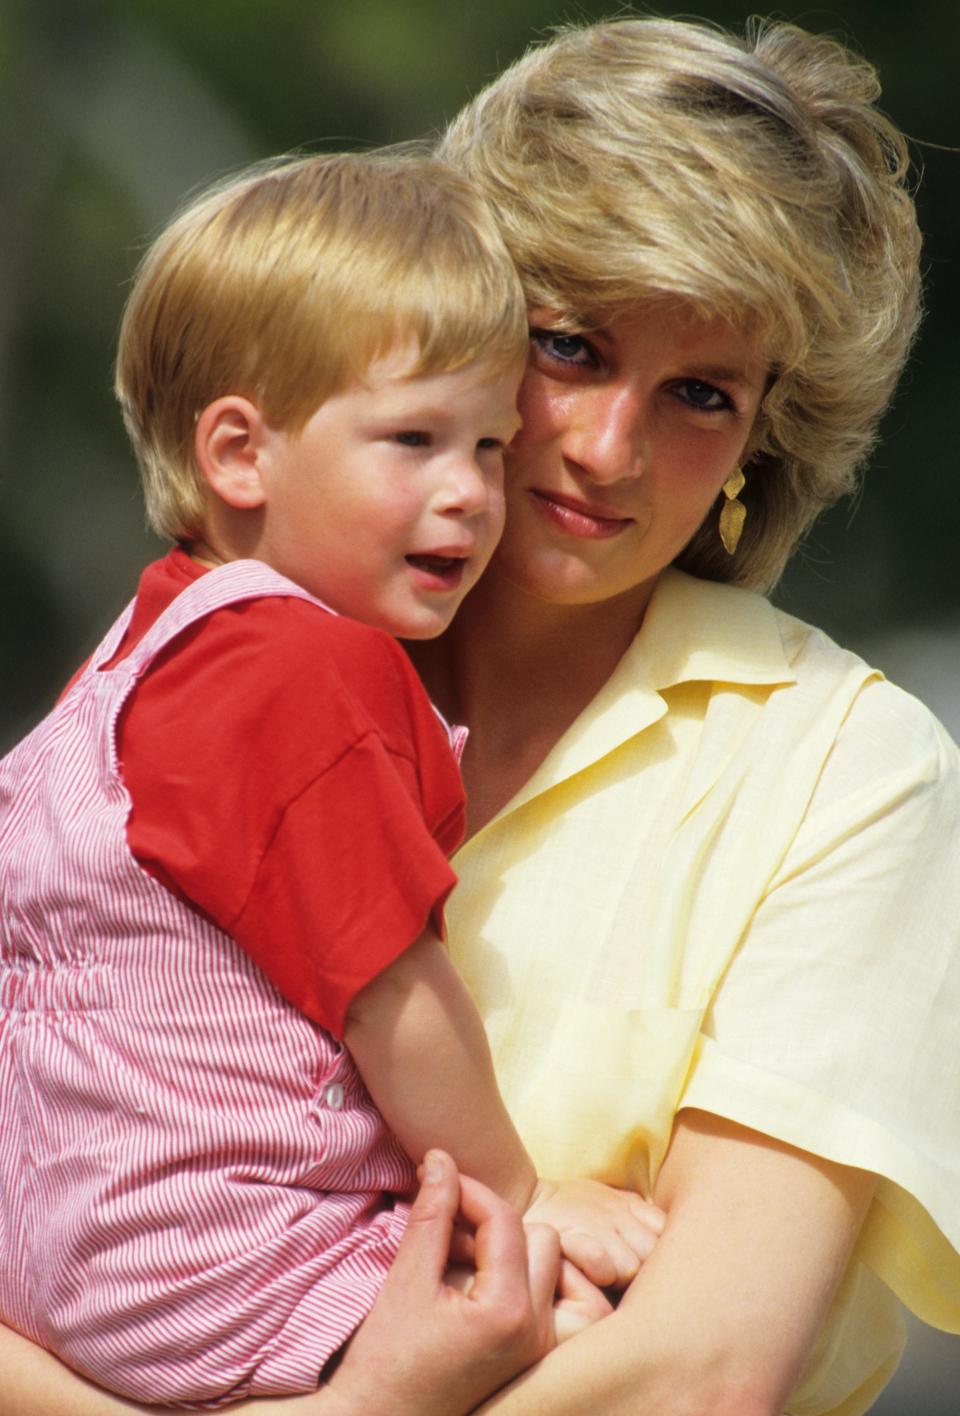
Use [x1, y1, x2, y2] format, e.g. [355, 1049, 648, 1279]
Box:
[116, 149, 528, 542]
[439, 17, 922, 590]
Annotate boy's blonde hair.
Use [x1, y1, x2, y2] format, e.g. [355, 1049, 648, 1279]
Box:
[116, 149, 528, 542]
[439, 18, 922, 591]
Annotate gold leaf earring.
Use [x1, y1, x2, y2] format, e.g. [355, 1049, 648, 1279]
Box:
[719, 466, 746, 555]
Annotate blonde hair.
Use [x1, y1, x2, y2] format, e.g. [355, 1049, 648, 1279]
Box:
[439, 17, 922, 590]
[116, 149, 528, 542]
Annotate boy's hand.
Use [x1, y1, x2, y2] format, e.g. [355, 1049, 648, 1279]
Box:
[525, 1177, 666, 1288]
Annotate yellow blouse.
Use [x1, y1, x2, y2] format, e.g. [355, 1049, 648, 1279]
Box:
[446, 568, 960, 1416]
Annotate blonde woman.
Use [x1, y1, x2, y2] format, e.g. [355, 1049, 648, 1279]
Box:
[2, 16, 957, 1416]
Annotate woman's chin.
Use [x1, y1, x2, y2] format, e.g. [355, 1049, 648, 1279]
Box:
[489, 541, 651, 611]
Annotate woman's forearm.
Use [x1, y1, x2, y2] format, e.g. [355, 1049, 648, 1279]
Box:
[473, 1304, 669, 1415]
[0, 1324, 171, 1416]
[0, 1324, 365, 1416]
[476, 1110, 877, 1416]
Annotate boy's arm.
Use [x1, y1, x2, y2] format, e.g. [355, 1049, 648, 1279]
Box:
[345, 933, 665, 1289]
[344, 931, 537, 1211]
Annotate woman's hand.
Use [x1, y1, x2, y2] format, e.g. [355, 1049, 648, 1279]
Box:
[325, 1150, 562, 1414]
[0, 1151, 560, 1416]
[550, 1258, 616, 1344]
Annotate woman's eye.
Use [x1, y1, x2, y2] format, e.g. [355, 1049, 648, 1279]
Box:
[530, 329, 597, 368]
[676, 380, 733, 413]
[394, 430, 430, 447]
[476, 437, 504, 451]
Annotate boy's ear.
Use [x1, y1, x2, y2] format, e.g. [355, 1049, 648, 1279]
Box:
[195, 396, 269, 510]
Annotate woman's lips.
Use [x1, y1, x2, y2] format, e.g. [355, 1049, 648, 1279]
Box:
[529, 489, 632, 539]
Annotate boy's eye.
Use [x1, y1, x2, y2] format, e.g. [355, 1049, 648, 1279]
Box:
[476, 437, 504, 451]
[394, 430, 431, 447]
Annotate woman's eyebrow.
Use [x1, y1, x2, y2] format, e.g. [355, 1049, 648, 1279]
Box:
[685, 363, 764, 390]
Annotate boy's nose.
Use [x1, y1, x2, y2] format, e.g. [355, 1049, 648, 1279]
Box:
[439, 454, 493, 516]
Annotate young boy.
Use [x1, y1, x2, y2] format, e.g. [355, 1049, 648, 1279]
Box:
[0, 151, 659, 1407]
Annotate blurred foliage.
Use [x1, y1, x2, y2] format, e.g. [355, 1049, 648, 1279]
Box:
[1, 0, 958, 748]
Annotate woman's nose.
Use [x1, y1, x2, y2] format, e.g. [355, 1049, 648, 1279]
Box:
[564, 385, 646, 484]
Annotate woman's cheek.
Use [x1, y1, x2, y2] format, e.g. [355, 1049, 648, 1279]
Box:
[514, 369, 569, 445]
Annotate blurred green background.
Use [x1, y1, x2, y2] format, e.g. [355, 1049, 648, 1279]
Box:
[0, 1, 957, 1407]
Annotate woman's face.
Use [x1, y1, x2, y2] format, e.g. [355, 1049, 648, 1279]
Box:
[493, 302, 767, 612]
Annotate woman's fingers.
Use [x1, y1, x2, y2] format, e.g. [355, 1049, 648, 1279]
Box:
[460, 1171, 557, 1315]
[329, 1154, 554, 1414]
[552, 1258, 615, 1343]
[393, 1149, 461, 1292]
[523, 1222, 564, 1353]
[556, 1257, 614, 1315]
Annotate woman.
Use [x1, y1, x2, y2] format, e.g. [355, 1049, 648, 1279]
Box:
[3, 15, 958, 1416]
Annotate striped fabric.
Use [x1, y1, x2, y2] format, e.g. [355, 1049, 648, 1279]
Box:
[0, 561, 415, 1408]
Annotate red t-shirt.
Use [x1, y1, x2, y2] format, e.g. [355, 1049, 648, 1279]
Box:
[99, 550, 465, 1038]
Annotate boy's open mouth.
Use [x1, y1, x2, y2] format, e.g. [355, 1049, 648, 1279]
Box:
[406, 554, 464, 574]
[405, 553, 466, 588]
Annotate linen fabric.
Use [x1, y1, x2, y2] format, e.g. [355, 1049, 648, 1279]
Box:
[0, 559, 460, 1406]
[446, 568, 960, 1416]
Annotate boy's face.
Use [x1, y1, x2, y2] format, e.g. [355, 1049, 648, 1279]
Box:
[257, 346, 522, 638]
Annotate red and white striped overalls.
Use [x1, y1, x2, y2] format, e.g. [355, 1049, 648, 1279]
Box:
[0, 561, 414, 1407]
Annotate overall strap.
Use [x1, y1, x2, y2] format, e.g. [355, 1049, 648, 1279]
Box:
[116, 560, 336, 680]
[105, 557, 469, 756]
[86, 600, 139, 674]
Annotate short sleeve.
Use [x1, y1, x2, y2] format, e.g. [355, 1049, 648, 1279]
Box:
[119, 595, 465, 1037]
[227, 731, 459, 1038]
[682, 677, 960, 1331]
